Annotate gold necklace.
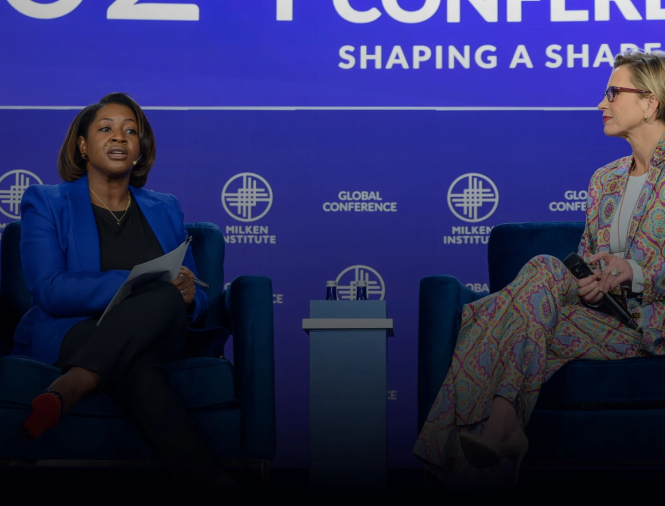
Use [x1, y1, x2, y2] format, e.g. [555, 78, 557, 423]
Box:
[616, 160, 644, 254]
[89, 187, 131, 225]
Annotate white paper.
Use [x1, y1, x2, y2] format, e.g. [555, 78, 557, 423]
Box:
[97, 236, 192, 325]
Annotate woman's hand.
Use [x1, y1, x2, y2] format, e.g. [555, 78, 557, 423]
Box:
[589, 252, 634, 294]
[578, 269, 604, 305]
[171, 266, 196, 305]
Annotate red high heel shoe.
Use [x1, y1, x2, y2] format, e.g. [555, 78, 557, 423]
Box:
[19, 390, 64, 440]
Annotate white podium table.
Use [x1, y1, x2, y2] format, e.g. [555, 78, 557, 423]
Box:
[303, 300, 394, 490]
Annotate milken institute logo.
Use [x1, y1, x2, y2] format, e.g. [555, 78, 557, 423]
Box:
[335, 265, 386, 300]
[221, 172, 273, 223]
[447, 173, 499, 223]
[221, 173, 276, 244]
[0, 169, 43, 220]
[444, 173, 499, 245]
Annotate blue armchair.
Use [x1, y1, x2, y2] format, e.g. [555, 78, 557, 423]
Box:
[0, 221, 275, 478]
[418, 222, 665, 467]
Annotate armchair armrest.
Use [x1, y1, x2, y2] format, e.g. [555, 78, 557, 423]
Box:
[417, 275, 485, 433]
[223, 275, 275, 460]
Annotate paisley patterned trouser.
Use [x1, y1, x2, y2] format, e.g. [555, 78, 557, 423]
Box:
[413, 255, 644, 488]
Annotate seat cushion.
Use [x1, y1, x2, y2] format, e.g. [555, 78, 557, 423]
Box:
[526, 408, 665, 461]
[0, 356, 236, 416]
[537, 355, 665, 409]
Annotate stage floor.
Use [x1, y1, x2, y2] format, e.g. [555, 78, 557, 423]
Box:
[0, 465, 661, 496]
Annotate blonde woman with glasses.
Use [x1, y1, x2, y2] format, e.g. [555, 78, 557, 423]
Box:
[414, 49, 665, 489]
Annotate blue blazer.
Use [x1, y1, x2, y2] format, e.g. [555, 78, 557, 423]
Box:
[11, 175, 208, 365]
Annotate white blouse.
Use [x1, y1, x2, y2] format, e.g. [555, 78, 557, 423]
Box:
[608, 172, 648, 293]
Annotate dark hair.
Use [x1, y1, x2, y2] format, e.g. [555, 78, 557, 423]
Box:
[57, 93, 156, 188]
[614, 49, 665, 124]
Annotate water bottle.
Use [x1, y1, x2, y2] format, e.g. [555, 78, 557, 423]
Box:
[326, 281, 338, 300]
[355, 280, 368, 300]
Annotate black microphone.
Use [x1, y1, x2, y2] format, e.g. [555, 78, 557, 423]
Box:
[563, 253, 639, 331]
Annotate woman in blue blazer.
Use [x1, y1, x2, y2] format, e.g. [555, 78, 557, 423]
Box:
[14, 93, 235, 487]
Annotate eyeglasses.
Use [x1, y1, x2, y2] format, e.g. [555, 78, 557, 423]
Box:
[604, 86, 650, 102]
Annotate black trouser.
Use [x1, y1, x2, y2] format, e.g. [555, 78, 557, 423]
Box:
[56, 281, 218, 470]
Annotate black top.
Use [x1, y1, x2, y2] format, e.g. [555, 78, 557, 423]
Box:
[92, 199, 164, 272]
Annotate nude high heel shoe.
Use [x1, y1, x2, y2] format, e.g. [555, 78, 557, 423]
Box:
[459, 427, 529, 483]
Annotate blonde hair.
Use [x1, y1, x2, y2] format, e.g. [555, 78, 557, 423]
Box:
[614, 49, 665, 124]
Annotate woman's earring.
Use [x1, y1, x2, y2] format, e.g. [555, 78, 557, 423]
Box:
[81, 152, 87, 160]
[645, 115, 650, 122]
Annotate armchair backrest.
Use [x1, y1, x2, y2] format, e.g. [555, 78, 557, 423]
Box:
[487, 222, 585, 293]
[184, 222, 226, 304]
[0, 222, 30, 353]
[0, 221, 225, 353]
[185, 222, 226, 327]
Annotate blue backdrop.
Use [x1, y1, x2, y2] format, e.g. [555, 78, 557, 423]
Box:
[0, 0, 661, 468]
[1, 0, 664, 107]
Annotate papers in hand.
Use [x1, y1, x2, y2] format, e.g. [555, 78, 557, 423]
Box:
[97, 236, 192, 325]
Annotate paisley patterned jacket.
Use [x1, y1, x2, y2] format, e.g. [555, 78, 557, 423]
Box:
[578, 133, 665, 354]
